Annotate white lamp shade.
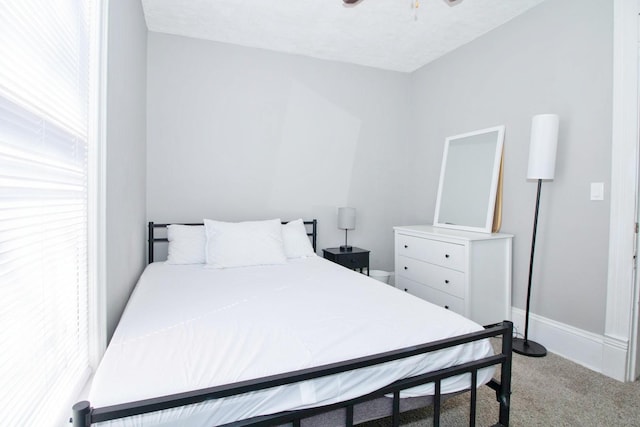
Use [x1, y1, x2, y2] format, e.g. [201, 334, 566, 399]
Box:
[527, 114, 559, 180]
[337, 207, 356, 230]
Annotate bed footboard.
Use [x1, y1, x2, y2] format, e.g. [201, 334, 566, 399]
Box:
[71, 321, 512, 427]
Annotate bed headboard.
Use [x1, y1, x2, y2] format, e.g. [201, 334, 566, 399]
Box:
[147, 220, 318, 264]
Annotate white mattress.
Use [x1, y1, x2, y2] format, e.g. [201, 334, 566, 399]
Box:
[89, 257, 494, 426]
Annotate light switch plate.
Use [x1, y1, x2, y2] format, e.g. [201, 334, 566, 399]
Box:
[591, 182, 604, 201]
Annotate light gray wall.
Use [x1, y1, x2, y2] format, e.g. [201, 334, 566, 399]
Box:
[105, 0, 148, 340]
[146, 33, 411, 271]
[144, 0, 612, 336]
[407, 0, 612, 334]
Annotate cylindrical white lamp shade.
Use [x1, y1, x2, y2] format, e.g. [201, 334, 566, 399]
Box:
[337, 207, 356, 230]
[527, 114, 559, 180]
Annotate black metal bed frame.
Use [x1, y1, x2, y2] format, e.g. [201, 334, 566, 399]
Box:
[72, 220, 512, 427]
[147, 220, 318, 264]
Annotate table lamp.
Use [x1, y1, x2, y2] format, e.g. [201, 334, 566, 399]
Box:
[338, 207, 356, 252]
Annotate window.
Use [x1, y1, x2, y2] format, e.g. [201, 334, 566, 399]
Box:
[0, 1, 99, 425]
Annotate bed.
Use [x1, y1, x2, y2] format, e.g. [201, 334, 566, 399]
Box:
[72, 219, 512, 427]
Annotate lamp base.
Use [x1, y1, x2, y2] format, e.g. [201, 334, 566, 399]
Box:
[339, 245, 353, 252]
[512, 338, 547, 357]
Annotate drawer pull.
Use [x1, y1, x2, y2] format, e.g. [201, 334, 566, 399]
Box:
[404, 266, 408, 270]
[404, 245, 408, 248]
[445, 254, 450, 258]
[444, 305, 449, 309]
[404, 288, 408, 292]
[445, 280, 450, 284]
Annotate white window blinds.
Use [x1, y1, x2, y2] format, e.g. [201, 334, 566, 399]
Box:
[0, 1, 97, 426]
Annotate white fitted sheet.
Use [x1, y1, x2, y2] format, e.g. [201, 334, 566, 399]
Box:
[89, 257, 494, 426]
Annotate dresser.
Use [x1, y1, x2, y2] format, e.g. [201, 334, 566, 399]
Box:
[394, 225, 512, 326]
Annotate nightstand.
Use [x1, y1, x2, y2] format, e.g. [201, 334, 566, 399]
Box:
[322, 247, 370, 275]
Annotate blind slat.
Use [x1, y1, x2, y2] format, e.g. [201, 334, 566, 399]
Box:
[0, 1, 96, 425]
[0, 1, 90, 136]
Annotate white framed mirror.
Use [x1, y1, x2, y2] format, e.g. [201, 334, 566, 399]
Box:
[434, 125, 505, 233]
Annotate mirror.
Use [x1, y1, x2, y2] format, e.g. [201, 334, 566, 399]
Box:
[434, 125, 505, 233]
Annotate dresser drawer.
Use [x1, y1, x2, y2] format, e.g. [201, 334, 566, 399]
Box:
[396, 234, 465, 271]
[397, 256, 464, 298]
[397, 276, 464, 316]
[419, 284, 465, 315]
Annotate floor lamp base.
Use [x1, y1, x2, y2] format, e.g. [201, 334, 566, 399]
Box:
[512, 338, 547, 357]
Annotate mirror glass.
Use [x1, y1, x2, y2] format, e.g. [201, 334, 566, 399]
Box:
[434, 125, 505, 233]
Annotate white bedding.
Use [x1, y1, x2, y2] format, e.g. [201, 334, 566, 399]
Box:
[90, 257, 494, 426]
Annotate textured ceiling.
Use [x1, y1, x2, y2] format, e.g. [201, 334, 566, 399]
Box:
[141, 0, 545, 73]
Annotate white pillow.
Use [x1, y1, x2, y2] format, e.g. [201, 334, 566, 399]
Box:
[204, 218, 287, 268]
[166, 224, 206, 264]
[282, 219, 316, 258]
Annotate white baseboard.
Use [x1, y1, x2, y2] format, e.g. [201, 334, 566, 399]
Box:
[602, 335, 629, 381]
[510, 308, 607, 375]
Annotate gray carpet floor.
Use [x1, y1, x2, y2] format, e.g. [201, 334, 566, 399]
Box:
[359, 341, 640, 426]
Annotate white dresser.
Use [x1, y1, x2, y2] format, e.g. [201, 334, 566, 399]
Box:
[394, 225, 512, 326]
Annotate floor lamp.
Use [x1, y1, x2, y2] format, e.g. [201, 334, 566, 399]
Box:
[512, 114, 559, 357]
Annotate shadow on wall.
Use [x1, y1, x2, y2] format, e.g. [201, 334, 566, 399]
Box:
[268, 81, 361, 210]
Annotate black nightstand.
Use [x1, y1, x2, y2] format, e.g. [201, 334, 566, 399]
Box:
[322, 247, 370, 275]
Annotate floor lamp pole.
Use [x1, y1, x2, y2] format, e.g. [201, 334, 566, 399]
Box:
[513, 178, 548, 357]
